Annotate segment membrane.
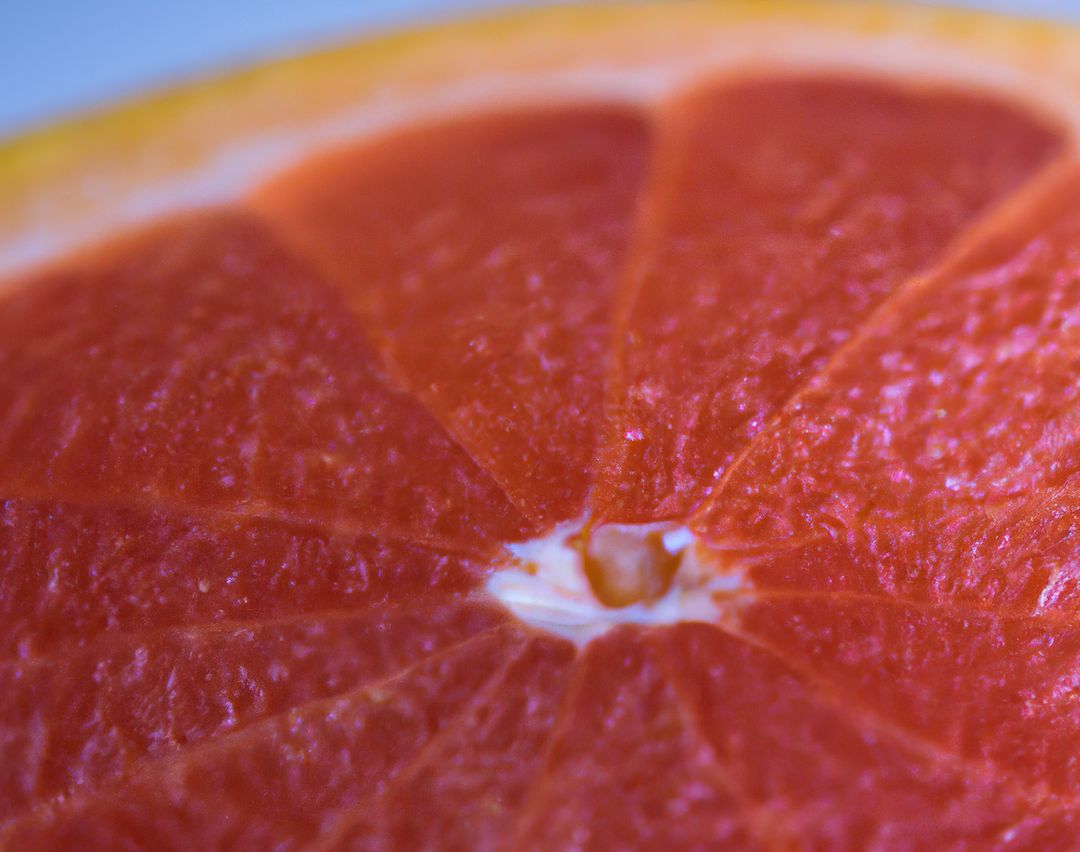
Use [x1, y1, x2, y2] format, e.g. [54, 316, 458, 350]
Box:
[0, 211, 530, 552]
[254, 107, 651, 526]
[695, 168, 1080, 610]
[593, 77, 1062, 523]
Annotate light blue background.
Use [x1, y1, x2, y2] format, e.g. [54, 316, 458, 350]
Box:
[3, 0, 1078, 137]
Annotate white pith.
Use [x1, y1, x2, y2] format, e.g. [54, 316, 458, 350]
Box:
[486, 520, 746, 646]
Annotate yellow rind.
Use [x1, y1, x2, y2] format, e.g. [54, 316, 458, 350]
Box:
[3, 1, 1080, 278]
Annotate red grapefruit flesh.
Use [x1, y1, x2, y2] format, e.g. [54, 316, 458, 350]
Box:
[593, 77, 1062, 524]
[256, 108, 650, 526]
[678, 167, 1080, 840]
[7, 628, 524, 849]
[0, 212, 531, 554]
[512, 627, 753, 848]
[3, 45, 1080, 851]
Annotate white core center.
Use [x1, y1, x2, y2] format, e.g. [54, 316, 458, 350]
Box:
[486, 520, 746, 646]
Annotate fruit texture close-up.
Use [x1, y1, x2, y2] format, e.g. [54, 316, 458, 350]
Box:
[6, 1, 1080, 849]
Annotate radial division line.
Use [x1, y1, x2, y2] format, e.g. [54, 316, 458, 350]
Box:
[711, 587, 1080, 629]
[251, 209, 542, 530]
[300, 635, 532, 851]
[645, 630, 794, 852]
[0, 485, 499, 561]
[694, 152, 1080, 524]
[0, 626, 513, 835]
[504, 642, 588, 844]
[0, 596, 493, 671]
[718, 622, 1080, 816]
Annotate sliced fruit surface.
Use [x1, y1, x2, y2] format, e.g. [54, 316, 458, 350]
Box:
[255, 107, 651, 526]
[592, 76, 1062, 523]
[5, 2, 1080, 849]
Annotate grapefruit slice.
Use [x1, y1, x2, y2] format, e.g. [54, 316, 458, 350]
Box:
[5, 2, 1080, 848]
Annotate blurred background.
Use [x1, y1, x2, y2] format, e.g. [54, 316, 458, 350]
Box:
[4, 0, 1079, 136]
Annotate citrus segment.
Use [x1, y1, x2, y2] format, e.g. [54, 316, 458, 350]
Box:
[0, 211, 530, 554]
[253, 107, 650, 525]
[651, 622, 1068, 847]
[2, 628, 519, 848]
[0, 498, 487, 661]
[1, 600, 505, 816]
[318, 634, 574, 850]
[511, 627, 754, 848]
[735, 596, 1080, 799]
[694, 168, 1080, 595]
[594, 77, 1063, 524]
